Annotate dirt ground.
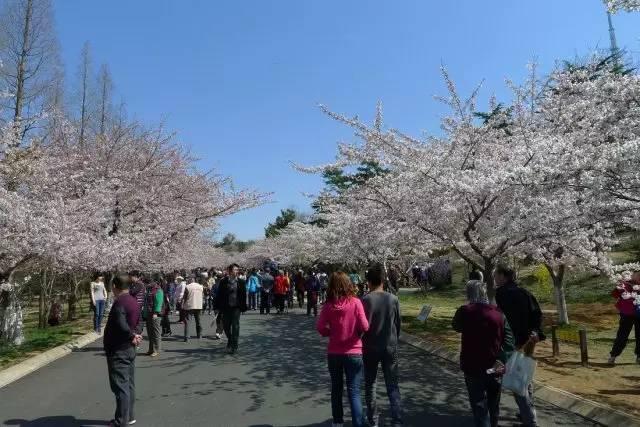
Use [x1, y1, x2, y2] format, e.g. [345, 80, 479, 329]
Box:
[401, 298, 640, 417]
[535, 338, 640, 417]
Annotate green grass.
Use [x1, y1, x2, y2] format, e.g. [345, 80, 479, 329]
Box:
[0, 326, 79, 367]
[0, 300, 92, 369]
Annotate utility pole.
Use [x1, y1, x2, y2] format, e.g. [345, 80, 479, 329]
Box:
[607, 10, 620, 57]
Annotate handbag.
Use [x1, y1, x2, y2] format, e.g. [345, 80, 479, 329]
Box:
[502, 351, 537, 397]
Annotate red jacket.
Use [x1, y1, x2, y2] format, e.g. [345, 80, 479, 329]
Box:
[274, 276, 289, 295]
[613, 281, 638, 316]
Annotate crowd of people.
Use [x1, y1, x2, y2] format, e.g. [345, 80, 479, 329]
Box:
[93, 260, 640, 427]
[94, 263, 360, 427]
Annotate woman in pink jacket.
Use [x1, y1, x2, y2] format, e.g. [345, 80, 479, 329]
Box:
[316, 272, 370, 427]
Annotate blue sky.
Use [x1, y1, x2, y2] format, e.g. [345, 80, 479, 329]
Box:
[53, 1, 640, 240]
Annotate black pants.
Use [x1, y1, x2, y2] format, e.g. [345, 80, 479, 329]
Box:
[260, 291, 271, 314]
[184, 309, 202, 340]
[611, 313, 640, 357]
[297, 290, 305, 308]
[363, 349, 402, 426]
[287, 291, 294, 308]
[464, 372, 502, 427]
[215, 311, 225, 335]
[222, 308, 241, 350]
[161, 312, 171, 335]
[248, 292, 257, 310]
[106, 346, 136, 426]
[307, 291, 317, 316]
[274, 294, 286, 313]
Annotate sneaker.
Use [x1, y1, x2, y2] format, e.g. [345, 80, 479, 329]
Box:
[149, 352, 159, 357]
[607, 356, 616, 365]
[215, 333, 222, 339]
[128, 421, 137, 425]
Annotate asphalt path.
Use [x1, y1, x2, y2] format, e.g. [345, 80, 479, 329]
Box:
[0, 308, 599, 427]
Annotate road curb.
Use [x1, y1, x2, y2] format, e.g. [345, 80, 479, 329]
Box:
[400, 331, 640, 427]
[0, 330, 100, 389]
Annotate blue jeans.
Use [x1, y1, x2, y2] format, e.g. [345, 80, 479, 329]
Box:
[364, 349, 402, 426]
[94, 299, 105, 332]
[328, 354, 365, 427]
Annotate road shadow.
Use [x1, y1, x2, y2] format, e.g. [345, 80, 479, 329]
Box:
[139, 310, 478, 424]
[4, 417, 109, 427]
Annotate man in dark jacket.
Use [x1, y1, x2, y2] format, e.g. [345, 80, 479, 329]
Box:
[260, 269, 274, 315]
[495, 265, 543, 427]
[128, 272, 145, 335]
[454, 280, 514, 427]
[104, 274, 142, 427]
[304, 271, 320, 316]
[216, 263, 247, 354]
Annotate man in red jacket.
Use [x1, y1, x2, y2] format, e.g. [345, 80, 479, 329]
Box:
[273, 270, 288, 314]
[608, 271, 640, 365]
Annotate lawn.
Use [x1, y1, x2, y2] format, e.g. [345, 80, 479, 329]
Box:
[0, 299, 93, 370]
[399, 249, 640, 416]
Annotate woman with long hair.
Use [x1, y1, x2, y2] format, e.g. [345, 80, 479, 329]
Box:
[316, 272, 369, 427]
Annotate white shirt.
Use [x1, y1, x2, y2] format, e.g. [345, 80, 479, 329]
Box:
[183, 282, 204, 310]
[90, 281, 107, 303]
[176, 281, 187, 301]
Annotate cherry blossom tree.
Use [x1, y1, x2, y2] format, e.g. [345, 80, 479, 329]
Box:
[297, 60, 634, 310]
[0, 113, 266, 327]
[605, 0, 640, 12]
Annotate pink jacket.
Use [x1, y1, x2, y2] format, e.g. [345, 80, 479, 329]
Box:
[316, 296, 369, 355]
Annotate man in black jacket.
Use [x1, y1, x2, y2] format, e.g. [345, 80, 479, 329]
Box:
[104, 275, 142, 427]
[495, 265, 544, 427]
[215, 263, 247, 354]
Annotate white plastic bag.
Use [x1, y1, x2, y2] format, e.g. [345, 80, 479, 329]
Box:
[502, 351, 536, 397]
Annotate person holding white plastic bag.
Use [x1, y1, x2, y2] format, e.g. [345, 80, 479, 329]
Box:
[453, 280, 515, 427]
[495, 265, 545, 427]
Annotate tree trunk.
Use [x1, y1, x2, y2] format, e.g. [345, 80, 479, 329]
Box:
[546, 264, 569, 325]
[67, 293, 77, 321]
[38, 281, 46, 328]
[483, 259, 496, 304]
[12, 0, 33, 141]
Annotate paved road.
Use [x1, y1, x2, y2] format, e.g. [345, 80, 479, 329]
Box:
[0, 309, 597, 427]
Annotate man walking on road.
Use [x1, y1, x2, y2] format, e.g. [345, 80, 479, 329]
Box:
[274, 270, 289, 314]
[216, 263, 248, 354]
[362, 263, 403, 427]
[142, 277, 164, 357]
[453, 280, 515, 427]
[182, 275, 204, 342]
[495, 265, 544, 427]
[104, 274, 142, 427]
[260, 268, 274, 315]
[305, 270, 320, 316]
[247, 268, 260, 310]
[294, 270, 306, 308]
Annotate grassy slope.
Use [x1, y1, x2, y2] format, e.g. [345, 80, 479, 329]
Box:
[0, 299, 93, 369]
[399, 246, 640, 415]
